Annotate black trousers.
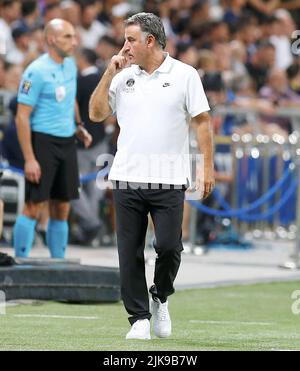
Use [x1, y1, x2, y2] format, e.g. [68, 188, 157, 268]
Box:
[112, 182, 185, 325]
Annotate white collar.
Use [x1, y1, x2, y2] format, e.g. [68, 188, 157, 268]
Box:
[133, 52, 172, 75]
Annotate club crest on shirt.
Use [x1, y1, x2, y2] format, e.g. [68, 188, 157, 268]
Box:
[21, 80, 32, 95]
[123, 78, 135, 93]
[126, 78, 135, 87]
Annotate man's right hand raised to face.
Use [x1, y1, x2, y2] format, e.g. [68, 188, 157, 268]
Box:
[107, 45, 131, 75]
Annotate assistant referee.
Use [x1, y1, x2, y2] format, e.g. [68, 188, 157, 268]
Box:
[13, 19, 91, 258]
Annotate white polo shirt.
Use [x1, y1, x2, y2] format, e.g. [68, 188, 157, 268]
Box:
[108, 53, 210, 185]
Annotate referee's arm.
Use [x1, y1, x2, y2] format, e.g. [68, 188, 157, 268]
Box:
[16, 103, 41, 183]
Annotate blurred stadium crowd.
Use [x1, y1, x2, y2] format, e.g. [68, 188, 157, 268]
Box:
[0, 0, 300, 247]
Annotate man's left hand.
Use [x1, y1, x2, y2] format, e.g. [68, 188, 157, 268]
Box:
[76, 125, 92, 148]
[203, 167, 215, 199]
[196, 165, 215, 199]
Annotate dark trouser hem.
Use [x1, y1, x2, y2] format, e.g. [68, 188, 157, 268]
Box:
[149, 284, 169, 303]
[129, 314, 152, 326]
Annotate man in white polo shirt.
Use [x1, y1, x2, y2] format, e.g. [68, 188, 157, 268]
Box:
[89, 12, 214, 340]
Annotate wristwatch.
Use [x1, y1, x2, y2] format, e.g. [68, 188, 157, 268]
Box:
[76, 121, 85, 128]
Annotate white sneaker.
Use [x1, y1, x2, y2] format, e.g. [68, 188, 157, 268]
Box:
[125, 319, 151, 340]
[151, 298, 172, 338]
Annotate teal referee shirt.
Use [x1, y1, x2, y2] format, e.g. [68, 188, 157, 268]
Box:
[17, 53, 77, 137]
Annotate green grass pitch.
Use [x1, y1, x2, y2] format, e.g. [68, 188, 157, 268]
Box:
[1, 281, 300, 351]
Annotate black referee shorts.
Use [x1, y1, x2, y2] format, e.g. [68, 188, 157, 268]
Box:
[25, 132, 80, 202]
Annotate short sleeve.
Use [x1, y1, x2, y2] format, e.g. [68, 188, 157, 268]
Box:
[17, 66, 43, 107]
[108, 74, 120, 114]
[185, 68, 210, 117]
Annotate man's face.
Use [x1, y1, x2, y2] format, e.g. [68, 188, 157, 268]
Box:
[5, 1, 21, 23]
[82, 4, 98, 27]
[123, 25, 149, 66]
[269, 71, 287, 93]
[53, 24, 78, 58]
[260, 46, 275, 68]
[62, 2, 81, 27]
[96, 40, 116, 61]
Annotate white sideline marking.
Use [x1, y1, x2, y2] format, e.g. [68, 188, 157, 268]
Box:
[14, 314, 99, 320]
[271, 349, 300, 352]
[189, 320, 274, 326]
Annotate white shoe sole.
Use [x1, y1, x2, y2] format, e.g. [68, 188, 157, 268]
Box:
[153, 328, 171, 338]
[126, 334, 151, 340]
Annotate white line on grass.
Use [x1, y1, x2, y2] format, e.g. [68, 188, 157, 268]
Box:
[189, 320, 275, 326]
[13, 314, 99, 320]
[271, 349, 300, 351]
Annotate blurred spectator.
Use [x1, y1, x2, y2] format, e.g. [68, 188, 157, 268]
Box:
[174, 2, 210, 48]
[176, 42, 199, 68]
[246, 0, 279, 20]
[3, 63, 22, 91]
[198, 49, 217, 74]
[165, 37, 177, 57]
[42, 1, 62, 23]
[235, 19, 259, 57]
[230, 40, 249, 82]
[71, 47, 110, 245]
[109, 14, 126, 45]
[96, 35, 119, 69]
[202, 71, 227, 108]
[231, 77, 277, 135]
[6, 23, 31, 65]
[19, 0, 41, 31]
[213, 42, 231, 72]
[30, 25, 46, 57]
[60, 0, 81, 26]
[259, 68, 300, 135]
[274, 8, 296, 36]
[0, 59, 16, 129]
[78, 0, 107, 49]
[245, 40, 276, 91]
[209, 21, 230, 44]
[157, 0, 175, 38]
[111, 1, 132, 19]
[0, 0, 21, 56]
[287, 62, 300, 95]
[223, 0, 247, 26]
[189, 0, 210, 34]
[259, 15, 276, 39]
[269, 15, 293, 70]
[211, 42, 235, 87]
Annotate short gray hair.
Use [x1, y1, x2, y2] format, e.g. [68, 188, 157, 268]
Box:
[125, 12, 166, 49]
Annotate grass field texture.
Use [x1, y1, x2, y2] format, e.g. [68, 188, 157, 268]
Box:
[1, 281, 300, 351]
